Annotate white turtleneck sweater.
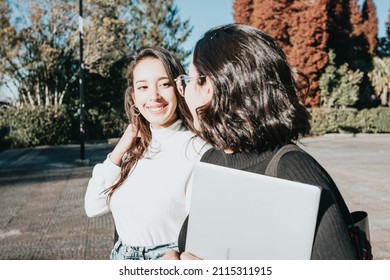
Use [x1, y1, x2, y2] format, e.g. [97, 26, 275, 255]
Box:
[84, 120, 209, 246]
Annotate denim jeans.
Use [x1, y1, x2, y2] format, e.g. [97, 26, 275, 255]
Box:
[110, 239, 178, 260]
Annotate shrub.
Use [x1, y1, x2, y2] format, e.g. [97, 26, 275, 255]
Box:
[0, 105, 76, 148]
[2, 105, 388, 149]
[309, 107, 390, 135]
[368, 57, 390, 106]
[0, 104, 126, 149]
[319, 50, 364, 108]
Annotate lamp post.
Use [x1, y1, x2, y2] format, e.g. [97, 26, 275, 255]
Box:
[78, 0, 86, 162]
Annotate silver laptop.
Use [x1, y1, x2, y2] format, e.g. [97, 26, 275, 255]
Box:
[186, 162, 322, 260]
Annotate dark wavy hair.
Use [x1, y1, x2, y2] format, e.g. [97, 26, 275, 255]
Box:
[192, 24, 311, 152]
[105, 47, 195, 200]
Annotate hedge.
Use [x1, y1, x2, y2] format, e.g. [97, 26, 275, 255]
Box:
[309, 107, 390, 135]
[0, 105, 76, 149]
[1, 106, 389, 149]
[0, 105, 126, 149]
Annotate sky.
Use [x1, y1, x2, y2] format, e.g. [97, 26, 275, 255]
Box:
[176, 0, 390, 58]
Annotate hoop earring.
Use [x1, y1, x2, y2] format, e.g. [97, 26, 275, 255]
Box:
[130, 104, 140, 116]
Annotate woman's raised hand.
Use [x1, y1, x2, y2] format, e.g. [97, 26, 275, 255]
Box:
[109, 124, 140, 166]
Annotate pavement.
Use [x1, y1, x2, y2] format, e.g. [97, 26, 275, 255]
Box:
[0, 134, 389, 260]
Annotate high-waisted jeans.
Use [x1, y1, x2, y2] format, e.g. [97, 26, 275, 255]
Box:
[110, 239, 178, 260]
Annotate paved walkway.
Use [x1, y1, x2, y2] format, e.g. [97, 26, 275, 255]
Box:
[0, 143, 115, 260]
[0, 135, 389, 260]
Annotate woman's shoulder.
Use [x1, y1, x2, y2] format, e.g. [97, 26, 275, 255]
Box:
[174, 130, 211, 159]
[276, 144, 335, 189]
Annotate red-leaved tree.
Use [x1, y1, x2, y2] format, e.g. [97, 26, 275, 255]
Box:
[233, 0, 329, 106]
[362, 0, 378, 56]
[232, 0, 379, 107]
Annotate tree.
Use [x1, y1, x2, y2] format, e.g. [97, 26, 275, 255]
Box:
[82, 0, 130, 77]
[326, 0, 355, 67]
[319, 50, 363, 108]
[233, 0, 253, 25]
[330, 0, 376, 70]
[0, 0, 78, 108]
[233, 0, 329, 106]
[0, 0, 18, 95]
[349, 0, 369, 66]
[249, 0, 292, 50]
[287, 0, 329, 106]
[233, 0, 381, 108]
[361, 0, 378, 56]
[2, 0, 192, 108]
[79, 0, 193, 139]
[123, 0, 192, 62]
[1, 0, 193, 142]
[377, 9, 390, 58]
[368, 57, 390, 106]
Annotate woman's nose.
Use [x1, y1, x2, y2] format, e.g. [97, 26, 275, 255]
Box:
[148, 85, 161, 101]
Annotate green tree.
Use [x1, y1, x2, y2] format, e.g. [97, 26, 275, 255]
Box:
[0, 0, 19, 96]
[377, 9, 389, 58]
[82, 0, 129, 77]
[79, 0, 193, 139]
[0, 0, 78, 108]
[1, 0, 193, 144]
[81, 0, 192, 77]
[123, 0, 192, 62]
[319, 50, 363, 108]
[368, 57, 390, 106]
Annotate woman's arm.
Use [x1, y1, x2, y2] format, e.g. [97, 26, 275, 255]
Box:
[278, 150, 357, 259]
[84, 156, 121, 217]
[84, 124, 140, 217]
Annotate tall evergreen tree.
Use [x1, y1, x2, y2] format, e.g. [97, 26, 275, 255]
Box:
[377, 10, 390, 58]
[233, 0, 253, 25]
[361, 0, 378, 56]
[342, 0, 377, 107]
[326, 0, 355, 67]
[250, 0, 292, 50]
[288, 0, 329, 106]
[232, 0, 382, 107]
[233, 0, 328, 106]
[350, 0, 363, 35]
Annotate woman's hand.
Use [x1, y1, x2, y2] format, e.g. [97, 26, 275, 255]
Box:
[161, 250, 181, 260]
[109, 124, 140, 165]
[161, 250, 201, 260]
[179, 252, 201, 260]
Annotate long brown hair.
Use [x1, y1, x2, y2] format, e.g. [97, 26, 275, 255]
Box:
[105, 47, 195, 200]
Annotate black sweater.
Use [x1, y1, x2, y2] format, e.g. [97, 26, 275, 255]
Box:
[179, 145, 357, 260]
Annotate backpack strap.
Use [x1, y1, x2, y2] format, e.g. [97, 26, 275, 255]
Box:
[265, 143, 304, 177]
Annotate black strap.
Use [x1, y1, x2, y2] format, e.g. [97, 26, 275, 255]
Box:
[266, 144, 371, 259]
[265, 144, 304, 177]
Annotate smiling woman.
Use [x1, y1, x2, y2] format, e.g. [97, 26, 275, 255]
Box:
[132, 58, 178, 129]
[84, 46, 210, 260]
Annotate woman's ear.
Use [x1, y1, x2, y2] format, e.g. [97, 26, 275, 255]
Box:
[131, 92, 137, 107]
[203, 77, 214, 102]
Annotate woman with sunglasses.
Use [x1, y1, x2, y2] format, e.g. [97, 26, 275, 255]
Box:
[165, 24, 357, 260]
[85, 47, 209, 260]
